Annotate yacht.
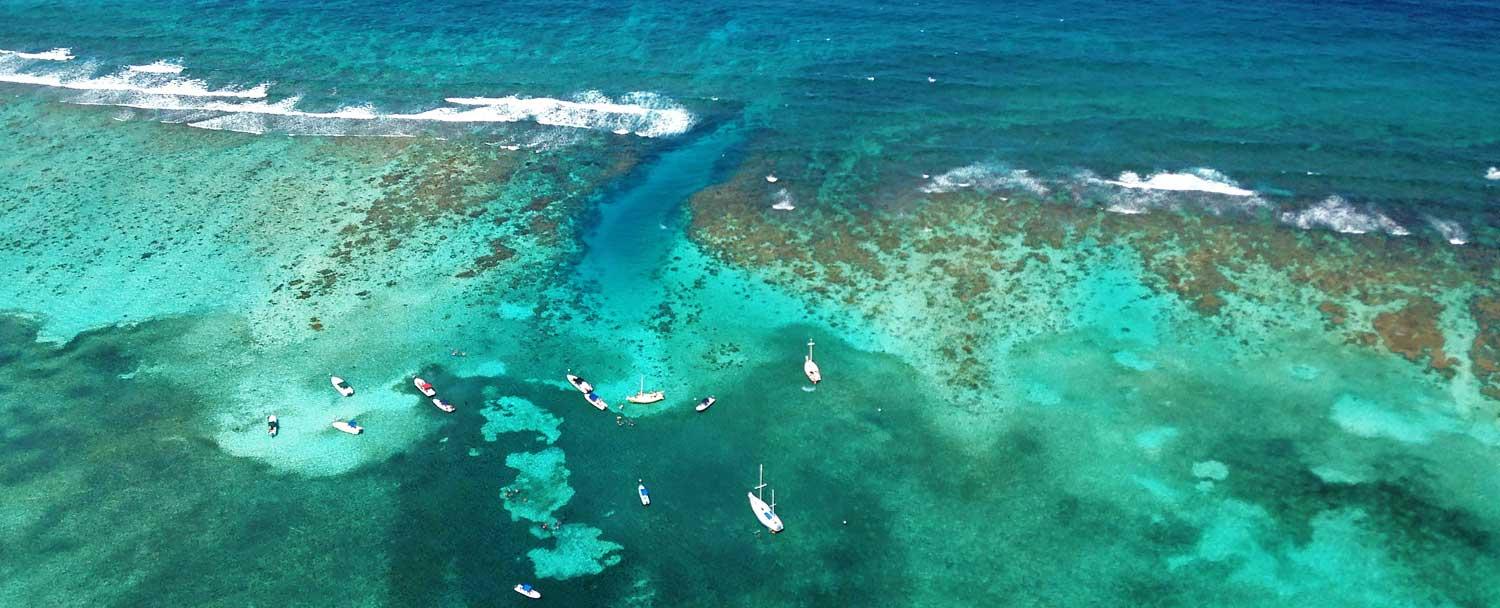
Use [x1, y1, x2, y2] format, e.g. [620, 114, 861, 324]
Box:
[413, 377, 436, 397]
[565, 373, 594, 394]
[585, 392, 609, 411]
[330, 375, 355, 397]
[626, 375, 664, 404]
[694, 396, 717, 412]
[331, 419, 363, 435]
[803, 340, 821, 384]
[748, 464, 784, 533]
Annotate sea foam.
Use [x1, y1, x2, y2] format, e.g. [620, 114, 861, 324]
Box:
[0, 47, 73, 61]
[127, 60, 185, 74]
[0, 63, 269, 98]
[1104, 169, 1255, 197]
[1424, 216, 1468, 245]
[1487, 167, 1500, 181]
[1279, 196, 1409, 236]
[921, 162, 1048, 196]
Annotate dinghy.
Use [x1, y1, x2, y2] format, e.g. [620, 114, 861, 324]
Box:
[695, 396, 717, 412]
[585, 392, 609, 411]
[331, 419, 363, 435]
[638, 480, 651, 506]
[626, 375, 664, 404]
[565, 373, 594, 394]
[803, 340, 821, 384]
[267, 415, 279, 437]
[748, 464, 784, 533]
[331, 375, 354, 397]
[513, 584, 541, 599]
[413, 377, 436, 397]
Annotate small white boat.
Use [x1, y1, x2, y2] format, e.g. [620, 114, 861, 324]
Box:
[803, 340, 821, 384]
[695, 396, 716, 412]
[626, 375, 664, 404]
[413, 377, 436, 397]
[431, 398, 455, 413]
[513, 583, 541, 599]
[565, 373, 594, 394]
[584, 392, 609, 411]
[331, 419, 363, 435]
[749, 464, 784, 533]
[638, 480, 651, 506]
[331, 375, 354, 397]
[267, 415, 279, 437]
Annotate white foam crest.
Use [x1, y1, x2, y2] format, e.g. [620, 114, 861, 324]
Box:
[0, 63, 268, 98]
[128, 60, 184, 74]
[1487, 167, 1500, 181]
[770, 188, 796, 211]
[0, 47, 73, 61]
[1424, 216, 1468, 245]
[1279, 196, 1409, 236]
[1105, 169, 1255, 197]
[920, 162, 1049, 196]
[437, 90, 693, 137]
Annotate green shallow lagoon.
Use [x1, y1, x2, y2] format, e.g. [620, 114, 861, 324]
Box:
[4, 2, 1500, 605]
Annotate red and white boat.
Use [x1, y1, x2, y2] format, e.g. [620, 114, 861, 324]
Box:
[413, 377, 436, 397]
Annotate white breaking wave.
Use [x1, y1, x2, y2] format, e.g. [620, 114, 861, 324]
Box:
[920, 162, 1048, 196]
[1487, 167, 1500, 180]
[128, 60, 184, 74]
[1424, 216, 1468, 245]
[0, 63, 269, 98]
[770, 188, 796, 211]
[436, 91, 693, 137]
[0, 47, 73, 61]
[1279, 196, 1409, 236]
[1104, 169, 1255, 197]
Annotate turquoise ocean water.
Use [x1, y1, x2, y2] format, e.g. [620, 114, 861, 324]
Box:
[2, 1, 1499, 606]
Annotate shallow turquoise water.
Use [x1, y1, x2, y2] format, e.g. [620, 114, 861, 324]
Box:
[2, 2, 1499, 606]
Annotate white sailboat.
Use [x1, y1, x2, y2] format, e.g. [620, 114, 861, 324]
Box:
[803, 340, 821, 384]
[626, 374, 664, 404]
[747, 464, 784, 533]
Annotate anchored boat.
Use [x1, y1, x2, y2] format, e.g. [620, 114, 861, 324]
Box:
[331, 419, 363, 435]
[267, 415, 279, 437]
[331, 375, 355, 397]
[513, 583, 541, 599]
[431, 397, 455, 413]
[803, 340, 821, 384]
[565, 373, 594, 394]
[585, 392, 609, 411]
[413, 377, 436, 397]
[638, 479, 651, 506]
[695, 396, 717, 412]
[748, 464, 784, 533]
[626, 375, 664, 404]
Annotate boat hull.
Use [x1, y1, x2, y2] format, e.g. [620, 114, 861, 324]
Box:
[804, 358, 821, 384]
[626, 391, 665, 404]
[748, 492, 784, 533]
[565, 374, 594, 394]
[413, 377, 436, 397]
[695, 397, 716, 412]
[585, 393, 609, 411]
[332, 421, 363, 435]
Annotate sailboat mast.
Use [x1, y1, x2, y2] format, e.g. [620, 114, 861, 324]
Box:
[807, 339, 814, 359]
[770, 488, 776, 512]
[755, 464, 767, 499]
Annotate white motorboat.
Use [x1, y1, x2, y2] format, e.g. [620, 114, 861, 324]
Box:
[331, 419, 363, 435]
[626, 375, 664, 404]
[331, 375, 355, 397]
[513, 583, 541, 599]
[431, 397, 456, 413]
[565, 373, 594, 394]
[267, 415, 279, 437]
[695, 396, 717, 412]
[748, 464, 784, 533]
[638, 480, 651, 506]
[413, 377, 436, 397]
[585, 392, 609, 411]
[803, 340, 821, 384]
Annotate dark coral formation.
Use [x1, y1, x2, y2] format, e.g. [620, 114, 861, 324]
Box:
[687, 149, 1500, 405]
